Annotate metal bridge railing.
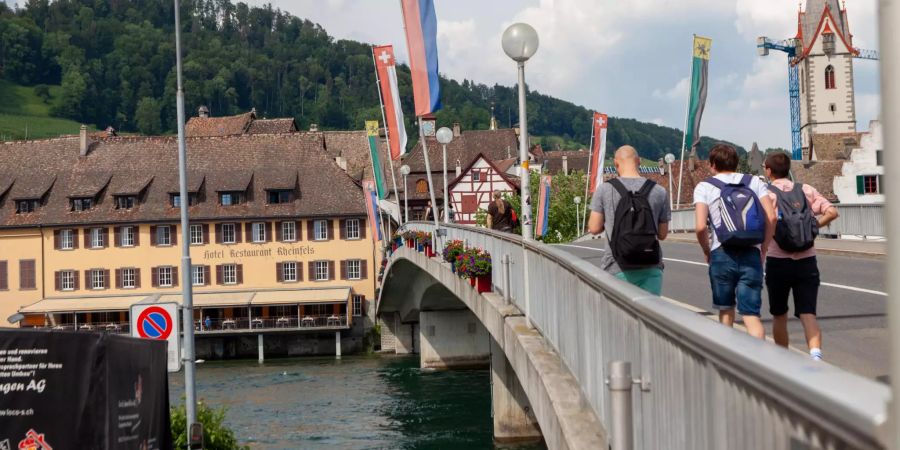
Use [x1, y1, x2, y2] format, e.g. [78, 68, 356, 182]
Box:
[669, 204, 886, 238]
[404, 221, 889, 450]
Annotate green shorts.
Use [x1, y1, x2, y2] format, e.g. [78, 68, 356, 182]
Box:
[615, 268, 663, 295]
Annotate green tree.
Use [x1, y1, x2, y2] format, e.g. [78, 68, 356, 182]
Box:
[134, 96, 162, 135]
[52, 66, 86, 119]
[503, 170, 588, 244]
[170, 402, 248, 450]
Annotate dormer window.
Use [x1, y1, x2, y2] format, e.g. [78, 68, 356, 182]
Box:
[171, 193, 198, 208]
[115, 195, 137, 210]
[267, 190, 294, 204]
[219, 192, 244, 206]
[71, 198, 93, 212]
[15, 200, 38, 214]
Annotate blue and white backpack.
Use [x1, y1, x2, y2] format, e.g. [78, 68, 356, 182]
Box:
[704, 175, 766, 247]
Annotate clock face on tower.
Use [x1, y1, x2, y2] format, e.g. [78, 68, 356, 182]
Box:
[422, 120, 436, 137]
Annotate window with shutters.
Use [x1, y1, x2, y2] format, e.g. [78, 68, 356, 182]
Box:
[416, 179, 427, 193]
[314, 220, 328, 241]
[252, 222, 266, 242]
[121, 226, 135, 247]
[825, 65, 836, 90]
[222, 223, 236, 244]
[315, 261, 329, 281]
[0, 261, 7, 290]
[121, 268, 136, 289]
[157, 226, 172, 246]
[71, 197, 93, 212]
[190, 224, 203, 245]
[282, 262, 297, 282]
[472, 170, 482, 182]
[90, 228, 105, 248]
[347, 260, 361, 280]
[15, 200, 38, 214]
[352, 295, 364, 316]
[863, 175, 880, 194]
[115, 196, 136, 210]
[223, 264, 237, 285]
[192, 265, 205, 286]
[61, 270, 76, 291]
[60, 229, 75, 250]
[19, 260, 35, 289]
[345, 219, 360, 240]
[91, 269, 105, 290]
[281, 222, 296, 242]
[158, 266, 173, 287]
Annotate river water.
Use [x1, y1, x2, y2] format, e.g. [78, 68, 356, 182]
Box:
[169, 355, 546, 449]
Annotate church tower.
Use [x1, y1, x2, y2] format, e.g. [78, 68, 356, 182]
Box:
[796, 0, 858, 160]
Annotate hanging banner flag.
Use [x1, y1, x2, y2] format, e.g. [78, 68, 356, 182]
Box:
[373, 45, 409, 161]
[685, 35, 711, 153]
[363, 179, 383, 242]
[400, 0, 442, 116]
[588, 112, 609, 193]
[366, 121, 388, 199]
[535, 175, 552, 238]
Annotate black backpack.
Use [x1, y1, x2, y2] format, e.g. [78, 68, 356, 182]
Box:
[608, 178, 662, 270]
[771, 182, 818, 252]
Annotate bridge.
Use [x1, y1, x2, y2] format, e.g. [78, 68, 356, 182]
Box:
[378, 222, 889, 450]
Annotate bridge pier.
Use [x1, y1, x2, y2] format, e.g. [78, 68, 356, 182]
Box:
[382, 312, 418, 354]
[490, 337, 542, 443]
[419, 309, 490, 369]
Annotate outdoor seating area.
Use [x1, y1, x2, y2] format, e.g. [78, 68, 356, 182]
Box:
[197, 313, 349, 332]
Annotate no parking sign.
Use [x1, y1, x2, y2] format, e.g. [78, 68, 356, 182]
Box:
[131, 302, 181, 372]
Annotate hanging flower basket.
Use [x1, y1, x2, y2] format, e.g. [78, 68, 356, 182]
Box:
[442, 240, 465, 264]
[476, 275, 491, 293]
[454, 248, 492, 293]
[403, 230, 417, 248]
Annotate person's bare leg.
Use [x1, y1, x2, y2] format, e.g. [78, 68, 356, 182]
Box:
[742, 315, 766, 339]
[772, 314, 790, 347]
[799, 313, 822, 350]
[719, 309, 735, 327]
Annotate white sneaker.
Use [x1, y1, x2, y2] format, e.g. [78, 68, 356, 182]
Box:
[810, 348, 823, 361]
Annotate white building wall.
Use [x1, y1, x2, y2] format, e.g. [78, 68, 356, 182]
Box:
[833, 120, 883, 203]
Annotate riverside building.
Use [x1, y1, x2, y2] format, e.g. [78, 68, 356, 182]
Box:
[0, 126, 378, 358]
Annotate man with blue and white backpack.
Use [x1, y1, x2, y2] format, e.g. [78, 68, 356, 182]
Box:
[694, 144, 777, 339]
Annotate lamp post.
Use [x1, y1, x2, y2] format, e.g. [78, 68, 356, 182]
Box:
[664, 153, 676, 212]
[502, 23, 539, 240]
[574, 196, 582, 236]
[436, 127, 454, 223]
[400, 164, 411, 224]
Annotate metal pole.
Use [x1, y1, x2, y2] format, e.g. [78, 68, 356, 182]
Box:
[879, 1, 900, 446]
[173, 0, 197, 429]
[583, 115, 596, 233]
[418, 117, 441, 233]
[607, 360, 635, 450]
[668, 162, 674, 212]
[517, 62, 533, 240]
[371, 47, 403, 226]
[675, 35, 696, 210]
[402, 174, 409, 223]
[442, 143, 449, 223]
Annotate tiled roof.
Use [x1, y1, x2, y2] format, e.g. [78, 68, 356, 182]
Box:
[322, 131, 391, 182]
[541, 150, 591, 175]
[0, 133, 365, 228]
[811, 132, 860, 161]
[790, 160, 843, 202]
[185, 112, 254, 137]
[494, 158, 517, 174]
[623, 160, 714, 207]
[247, 118, 297, 135]
[403, 129, 519, 174]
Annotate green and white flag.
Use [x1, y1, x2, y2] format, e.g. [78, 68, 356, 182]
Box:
[685, 36, 711, 152]
[366, 121, 388, 199]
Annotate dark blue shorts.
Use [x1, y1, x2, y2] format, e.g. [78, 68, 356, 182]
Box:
[708, 247, 763, 317]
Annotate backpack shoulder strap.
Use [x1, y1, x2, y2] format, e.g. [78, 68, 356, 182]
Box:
[740, 174, 754, 186]
[704, 176, 726, 190]
[608, 178, 630, 198]
[636, 179, 656, 196]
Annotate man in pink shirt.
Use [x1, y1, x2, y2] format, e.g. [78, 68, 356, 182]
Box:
[764, 152, 839, 360]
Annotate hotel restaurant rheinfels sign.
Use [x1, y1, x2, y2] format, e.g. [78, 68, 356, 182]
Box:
[0, 330, 171, 450]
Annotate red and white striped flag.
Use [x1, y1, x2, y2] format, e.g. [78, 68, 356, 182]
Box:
[588, 112, 609, 193]
[373, 45, 408, 160]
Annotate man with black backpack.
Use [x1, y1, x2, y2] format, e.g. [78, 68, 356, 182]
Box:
[588, 146, 670, 295]
[694, 144, 777, 339]
[764, 152, 838, 360]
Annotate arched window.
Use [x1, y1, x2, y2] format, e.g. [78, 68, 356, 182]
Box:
[416, 179, 428, 194]
[825, 65, 836, 90]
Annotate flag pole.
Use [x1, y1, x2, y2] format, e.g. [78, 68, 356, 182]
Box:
[583, 114, 597, 233]
[675, 35, 696, 210]
[372, 46, 403, 227]
[365, 124, 389, 245]
[418, 117, 441, 234]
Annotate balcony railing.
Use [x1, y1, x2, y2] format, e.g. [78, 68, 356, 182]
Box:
[37, 322, 131, 334]
[195, 315, 349, 333]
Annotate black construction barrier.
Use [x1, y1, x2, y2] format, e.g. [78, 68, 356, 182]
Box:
[0, 330, 172, 450]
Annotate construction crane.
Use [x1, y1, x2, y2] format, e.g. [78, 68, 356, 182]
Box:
[757, 36, 879, 161]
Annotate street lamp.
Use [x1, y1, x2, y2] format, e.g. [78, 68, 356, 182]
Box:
[502, 23, 539, 240]
[664, 153, 676, 212]
[436, 127, 453, 223]
[574, 196, 582, 236]
[400, 164, 411, 224]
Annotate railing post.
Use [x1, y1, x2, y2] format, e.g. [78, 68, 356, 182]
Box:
[502, 254, 511, 305]
[607, 360, 634, 450]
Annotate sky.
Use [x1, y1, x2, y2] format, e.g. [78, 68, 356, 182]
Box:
[258, 0, 881, 151]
